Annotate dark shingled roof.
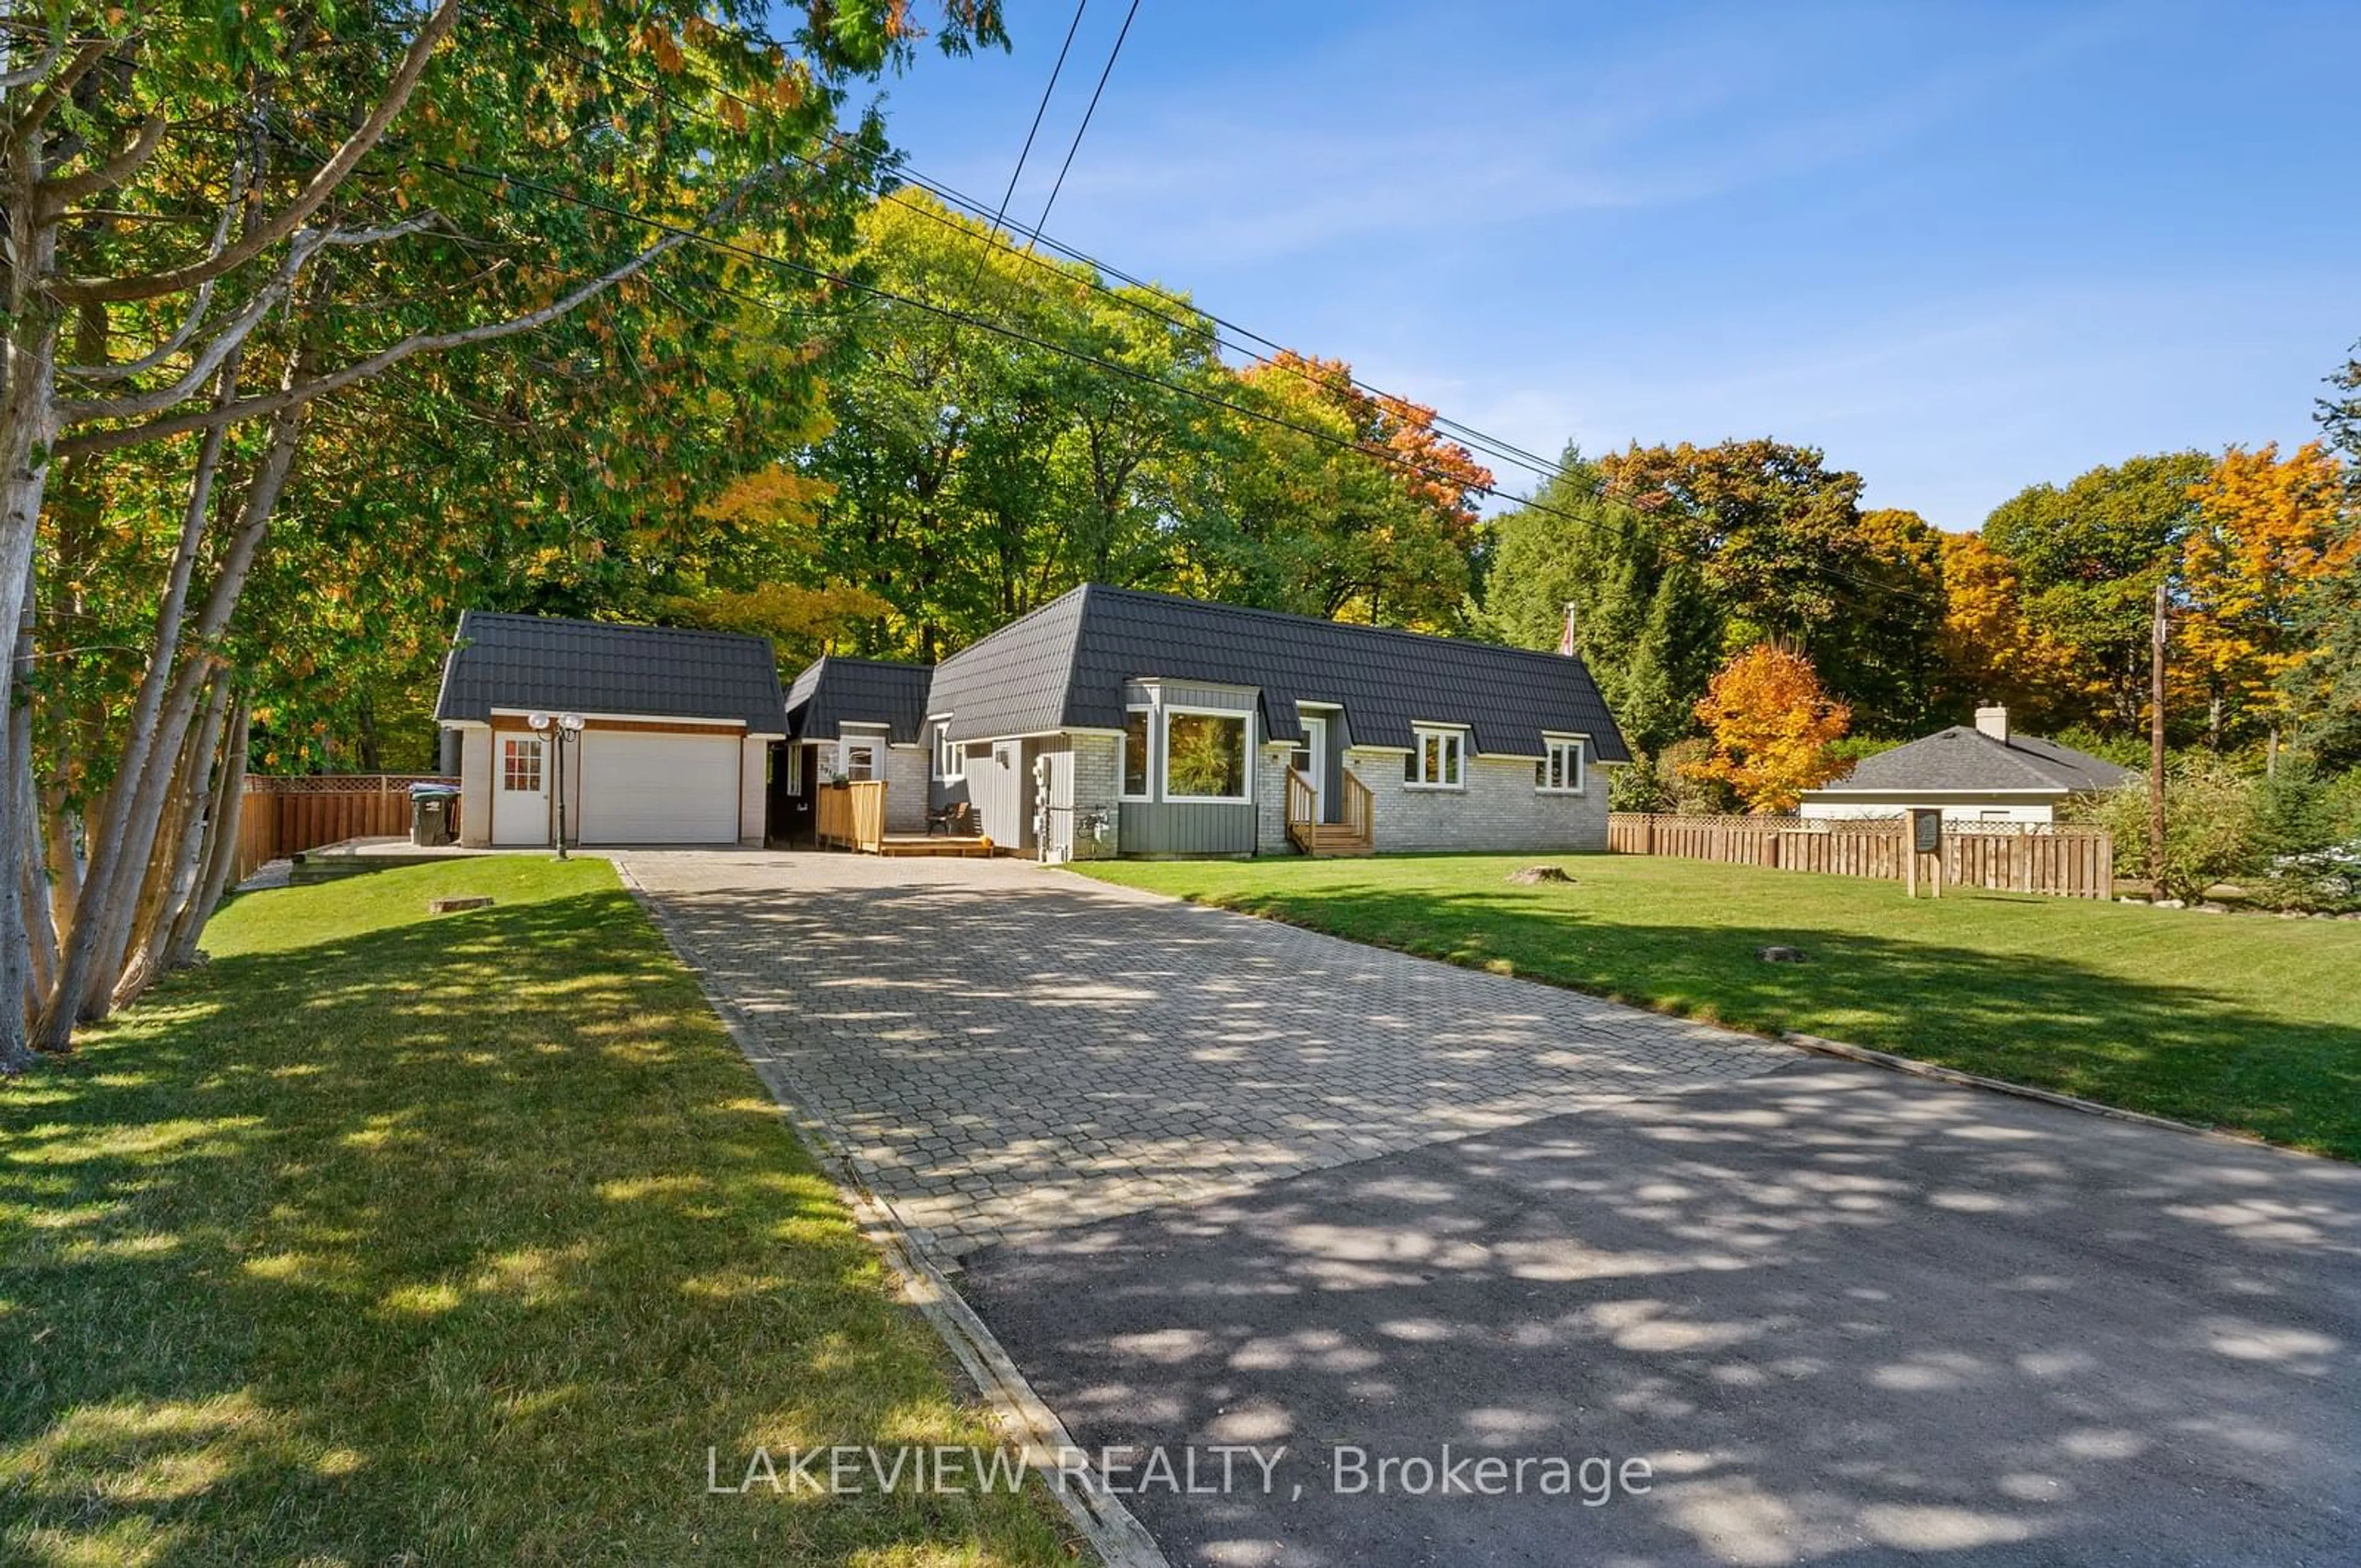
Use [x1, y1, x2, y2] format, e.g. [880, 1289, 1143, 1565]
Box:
[785, 655, 934, 744]
[928, 585, 1632, 761]
[433, 611, 785, 730]
[1817, 726, 2136, 795]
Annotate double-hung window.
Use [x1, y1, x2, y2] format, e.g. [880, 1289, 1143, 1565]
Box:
[932, 720, 962, 781]
[1406, 726, 1465, 789]
[1537, 736, 1586, 794]
[842, 740, 876, 781]
[1121, 709, 1153, 798]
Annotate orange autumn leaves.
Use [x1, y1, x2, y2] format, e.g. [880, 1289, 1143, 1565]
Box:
[1686, 644, 1853, 813]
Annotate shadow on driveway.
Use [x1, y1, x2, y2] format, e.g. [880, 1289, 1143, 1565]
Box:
[963, 1062, 2361, 1567]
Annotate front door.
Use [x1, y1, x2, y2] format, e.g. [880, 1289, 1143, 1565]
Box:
[492, 733, 550, 845]
[1291, 714, 1327, 823]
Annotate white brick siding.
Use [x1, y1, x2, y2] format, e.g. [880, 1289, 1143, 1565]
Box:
[1256, 744, 1293, 854]
[1066, 733, 1123, 861]
[884, 744, 928, 833]
[1347, 749, 1608, 854]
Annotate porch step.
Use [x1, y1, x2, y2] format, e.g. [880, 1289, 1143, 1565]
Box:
[1297, 825, 1373, 857]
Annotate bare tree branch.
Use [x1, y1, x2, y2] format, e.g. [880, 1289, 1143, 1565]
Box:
[56, 219, 694, 457]
[50, 0, 460, 305]
[57, 164, 249, 387]
[54, 234, 321, 425]
[34, 110, 167, 214]
[0, 39, 58, 93]
[13, 36, 111, 130]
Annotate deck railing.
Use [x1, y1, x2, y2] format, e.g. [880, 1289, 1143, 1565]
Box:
[1284, 770, 1316, 854]
[1607, 813, 2113, 899]
[815, 780, 888, 853]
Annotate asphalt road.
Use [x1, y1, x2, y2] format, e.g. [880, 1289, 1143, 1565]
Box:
[963, 1060, 2361, 1567]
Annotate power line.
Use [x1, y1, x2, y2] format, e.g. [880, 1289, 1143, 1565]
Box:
[989, 0, 1088, 232]
[409, 153, 1943, 612]
[1031, 0, 1138, 235]
[474, 0, 1559, 490]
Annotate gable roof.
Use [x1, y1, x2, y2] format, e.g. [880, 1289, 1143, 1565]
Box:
[1814, 726, 2136, 796]
[433, 610, 785, 731]
[785, 655, 933, 744]
[927, 585, 1632, 762]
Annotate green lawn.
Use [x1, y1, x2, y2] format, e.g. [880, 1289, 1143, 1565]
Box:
[1077, 853, 2361, 1160]
[1, 859, 1078, 1567]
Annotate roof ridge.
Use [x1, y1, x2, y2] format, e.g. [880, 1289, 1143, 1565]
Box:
[1075, 583, 1586, 665]
[458, 609, 773, 647]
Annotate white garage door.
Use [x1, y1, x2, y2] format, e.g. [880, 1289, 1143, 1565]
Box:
[579, 730, 742, 845]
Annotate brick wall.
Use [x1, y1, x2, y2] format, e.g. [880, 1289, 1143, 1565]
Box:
[1067, 733, 1123, 861]
[1347, 749, 1607, 854]
[883, 744, 928, 833]
[1255, 745, 1294, 854]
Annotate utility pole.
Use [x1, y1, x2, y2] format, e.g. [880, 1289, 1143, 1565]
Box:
[2149, 577, 2168, 890]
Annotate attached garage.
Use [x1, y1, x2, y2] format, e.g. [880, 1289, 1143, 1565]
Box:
[578, 728, 743, 844]
[435, 612, 787, 849]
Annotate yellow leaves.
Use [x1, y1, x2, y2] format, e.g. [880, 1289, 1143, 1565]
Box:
[2179, 441, 2354, 720]
[1687, 644, 1851, 813]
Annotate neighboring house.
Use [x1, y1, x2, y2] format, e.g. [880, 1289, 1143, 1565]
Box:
[780, 655, 933, 841]
[434, 611, 785, 848]
[790, 583, 1631, 861]
[1799, 706, 2135, 825]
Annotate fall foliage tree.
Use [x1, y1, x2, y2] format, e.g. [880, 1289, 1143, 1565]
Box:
[1982, 452, 2212, 733]
[1934, 530, 2082, 725]
[2179, 442, 2355, 750]
[1685, 644, 1852, 813]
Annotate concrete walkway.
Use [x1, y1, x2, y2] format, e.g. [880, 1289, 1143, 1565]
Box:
[623, 850, 2361, 1566]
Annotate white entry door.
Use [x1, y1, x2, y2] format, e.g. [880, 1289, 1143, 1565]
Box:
[579, 730, 741, 844]
[491, 734, 550, 845]
[1292, 714, 1327, 822]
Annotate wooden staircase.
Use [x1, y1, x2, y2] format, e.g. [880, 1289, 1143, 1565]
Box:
[1286, 770, 1374, 857]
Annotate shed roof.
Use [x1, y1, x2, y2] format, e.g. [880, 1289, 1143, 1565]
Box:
[433, 611, 785, 731]
[928, 584, 1632, 761]
[1813, 726, 2135, 796]
[785, 655, 933, 745]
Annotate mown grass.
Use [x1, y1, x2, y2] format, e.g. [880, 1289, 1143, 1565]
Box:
[1077, 852, 2361, 1160]
[1, 858, 1081, 1566]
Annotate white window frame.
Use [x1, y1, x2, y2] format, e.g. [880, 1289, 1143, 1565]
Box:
[1120, 707, 1154, 801]
[501, 735, 545, 793]
[840, 738, 878, 781]
[1406, 725, 1467, 791]
[931, 718, 962, 782]
[1537, 735, 1586, 795]
[1161, 705, 1253, 804]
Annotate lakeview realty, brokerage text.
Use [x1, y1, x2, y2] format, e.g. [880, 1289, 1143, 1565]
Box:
[707, 1444, 1656, 1504]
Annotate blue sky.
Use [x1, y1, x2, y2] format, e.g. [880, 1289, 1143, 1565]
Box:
[849, 0, 2357, 530]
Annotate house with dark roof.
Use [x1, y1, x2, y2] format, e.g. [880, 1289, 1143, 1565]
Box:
[1800, 706, 2135, 825]
[434, 610, 786, 848]
[780, 655, 936, 840]
[783, 583, 1631, 861]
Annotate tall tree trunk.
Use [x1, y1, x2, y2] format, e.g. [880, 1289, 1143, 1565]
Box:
[0, 575, 33, 1072]
[39, 388, 301, 1044]
[165, 695, 249, 971]
[117, 674, 231, 1007]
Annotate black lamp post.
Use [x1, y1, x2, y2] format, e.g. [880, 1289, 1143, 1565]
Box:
[526, 711, 586, 858]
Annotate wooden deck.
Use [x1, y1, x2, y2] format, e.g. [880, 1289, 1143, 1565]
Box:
[877, 834, 994, 859]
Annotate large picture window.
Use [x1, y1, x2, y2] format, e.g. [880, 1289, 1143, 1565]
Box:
[1537, 736, 1586, 794]
[1406, 726, 1465, 789]
[1163, 710, 1248, 800]
[1122, 709, 1152, 797]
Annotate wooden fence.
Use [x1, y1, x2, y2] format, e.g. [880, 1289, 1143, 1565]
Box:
[815, 780, 888, 853]
[1607, 813, 2114, 899]
[235, 774, 457, 884]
